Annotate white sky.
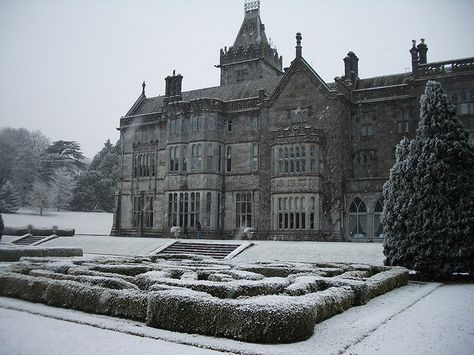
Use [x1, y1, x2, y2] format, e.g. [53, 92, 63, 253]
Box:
[1, 0, 473, 158]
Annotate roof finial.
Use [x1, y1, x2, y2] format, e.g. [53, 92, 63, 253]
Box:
[296, 32, 302, 58]
[244, 0, 260, 13]
[142, 81, 146, 95]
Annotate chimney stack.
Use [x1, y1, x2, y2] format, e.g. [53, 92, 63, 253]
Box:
[410, 40, 419, 72]
[295, 32, 302, 58]
[164, 70, 183, 105]
[343, 51, 359, 86]
[417, 38, 428, 64]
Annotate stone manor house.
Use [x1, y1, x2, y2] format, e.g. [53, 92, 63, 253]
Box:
[111, 2, 474, 241]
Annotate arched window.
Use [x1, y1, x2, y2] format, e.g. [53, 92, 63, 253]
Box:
[349, 198, 367, 238]
[373, 199, 384, 238]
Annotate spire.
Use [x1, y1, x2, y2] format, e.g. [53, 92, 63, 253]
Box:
[141, 81, 146, 96]
[233, 0, 268, 48]
[218, 1, 283, 85]
[296, 32, 302, 58]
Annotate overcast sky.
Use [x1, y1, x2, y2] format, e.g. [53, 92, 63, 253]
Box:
[1, 0, 473, 158]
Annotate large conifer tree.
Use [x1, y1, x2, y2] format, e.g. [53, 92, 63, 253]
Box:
[383, 81, 474, 278]
[0, 181, 21, 213]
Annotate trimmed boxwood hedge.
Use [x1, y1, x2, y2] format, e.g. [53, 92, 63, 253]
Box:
[0, 273, 147, 321]
[0, 255, 409, 344]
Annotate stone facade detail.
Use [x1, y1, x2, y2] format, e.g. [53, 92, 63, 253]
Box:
[111, 5, 474, 242]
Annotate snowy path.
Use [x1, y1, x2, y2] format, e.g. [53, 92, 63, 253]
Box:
[0, 307, 227, 355]
[344, 283, 474, 355]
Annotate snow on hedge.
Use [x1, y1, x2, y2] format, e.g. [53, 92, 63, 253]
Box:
[0, 254, 408, 343]
[0, 245, 82, 261]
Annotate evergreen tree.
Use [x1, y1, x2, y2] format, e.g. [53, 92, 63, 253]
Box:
[0, 181, 21, 213]
[11, 146, 41, 205]
[383, 81, 474, 278]
[70, 140, 120, 212]
[0, 128, 50, 203]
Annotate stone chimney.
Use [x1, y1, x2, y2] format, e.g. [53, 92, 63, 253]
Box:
[164, 70, 183, 105]
[417, 38, 428, 64]
[410, 39, 419, 72]
[296, 32, 302, 58]
[343, 51, 359, 86]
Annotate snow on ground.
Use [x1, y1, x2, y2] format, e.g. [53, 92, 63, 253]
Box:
[3, 282, 469, 355]
[2, 209, 384, 264]
[40, 236, 385, 265]
[43, 235, 173, 256]
[2, 209, 471, 354]
[232, 240, 384, 265]
[0, 307, 224, 355]
[344, 283, 474, 355]
[2, 208, 112, 235]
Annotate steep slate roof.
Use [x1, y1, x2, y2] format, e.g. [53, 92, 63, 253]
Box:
[355, 72, 411, 90]
[233, 9, 269, 48]
[130, 76, 283, 116]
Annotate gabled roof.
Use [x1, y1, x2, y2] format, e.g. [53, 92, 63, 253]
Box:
[128, 76, 283, 117]
[266, 56, 334, 106]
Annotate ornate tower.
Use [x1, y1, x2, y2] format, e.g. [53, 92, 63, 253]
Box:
[217, 0, 283, 86]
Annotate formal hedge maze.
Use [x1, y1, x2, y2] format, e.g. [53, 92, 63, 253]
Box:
[0, 254, 408, 343]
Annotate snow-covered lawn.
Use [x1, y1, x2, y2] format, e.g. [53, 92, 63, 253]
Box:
[43, 235, 173, 256]
[2, 208, 112, 235]
[232, 240, 384, 265]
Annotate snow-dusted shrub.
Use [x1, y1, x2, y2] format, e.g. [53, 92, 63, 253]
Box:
[0, 255, 409, 344]
[222, 269, 264, 280]
[147, 289, 316, 343]
[142, 276, 290, 298]
[235, 262, 314, 277]
[364, 267, 409, 299]
[67, 266, 138, 285]
[304, 286, 354, 323]
[135, 270, 173, 289]
[29, 269, 140, 290]
[383, 81, 474, 278]
[286, 275, 370, 305]
[88, 264, 153, 276]
[0, 246, 83, 262]
[0, 272, 49, 302]
[0, 273, 147, 321]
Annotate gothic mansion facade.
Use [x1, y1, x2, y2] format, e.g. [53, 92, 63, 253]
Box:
[111, 5, 474, 241]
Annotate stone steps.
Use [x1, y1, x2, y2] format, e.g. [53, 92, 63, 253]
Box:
[12, 235, 46, 246]
[157, 242, 244, 259]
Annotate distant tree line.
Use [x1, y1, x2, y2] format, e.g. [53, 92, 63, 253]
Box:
[0, 127, 119, 214]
